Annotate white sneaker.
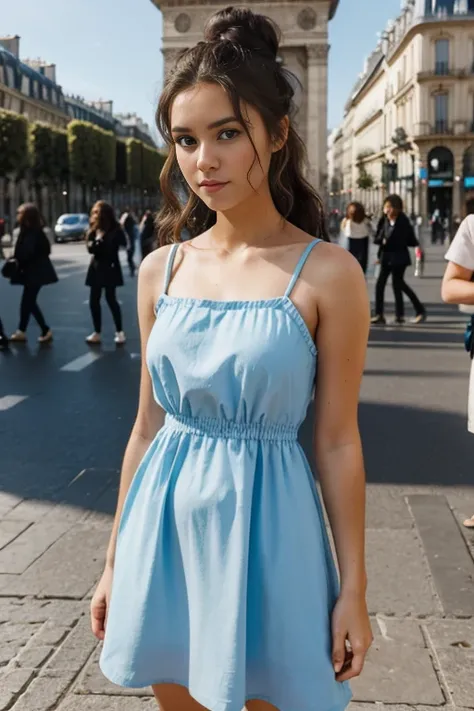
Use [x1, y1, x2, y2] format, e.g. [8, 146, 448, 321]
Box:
[86, 332, 101, 345]
[9, 330, 27, 343]
[114, 331, 126, 345]
[38, 329, 53, 344]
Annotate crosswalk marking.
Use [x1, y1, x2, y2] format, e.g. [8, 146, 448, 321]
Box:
[0, 395, 28, 411]
[60, 352, 103, 372]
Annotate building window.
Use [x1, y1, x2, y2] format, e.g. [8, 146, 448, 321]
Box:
[435, 39, 449, 75]
[5, 65, 15, 88]
[21, 75, 30, 95]
[435, 92, 449, 132]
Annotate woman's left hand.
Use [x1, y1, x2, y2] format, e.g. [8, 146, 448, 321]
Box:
[331, 589, 373, 682]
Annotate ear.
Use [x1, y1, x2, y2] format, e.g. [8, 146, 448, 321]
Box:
[272, 115, 290, 153]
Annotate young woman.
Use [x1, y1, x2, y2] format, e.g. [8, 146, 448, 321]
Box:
[91, 8, 372, 711]
[9, 203, 57, 344]
[85, 201, 127, 345]
[442, 214, 474, 528]
[341, 201, 371, 274]
[371, 194, 426, 325]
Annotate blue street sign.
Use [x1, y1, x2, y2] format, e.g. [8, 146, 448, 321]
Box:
[419, 168, 428, 180]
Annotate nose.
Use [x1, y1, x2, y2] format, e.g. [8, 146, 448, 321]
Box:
[196, 141, 219, 173]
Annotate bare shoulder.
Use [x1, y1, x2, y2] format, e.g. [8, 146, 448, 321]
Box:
[138, 243, 178, 296]
[302, 241, 370, 328]
[307, 240, 365, 291]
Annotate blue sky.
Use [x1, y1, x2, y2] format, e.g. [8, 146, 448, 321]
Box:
[2, 0, 403, 138]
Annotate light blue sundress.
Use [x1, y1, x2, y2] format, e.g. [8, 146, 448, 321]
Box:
[100, 238, 352, 711]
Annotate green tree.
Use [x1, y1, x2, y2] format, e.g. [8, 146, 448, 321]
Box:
[68, 120, 95, 209]
[142, 144, 165, 189]
[68, 120, 115, 207]
[357, 165, 375, 191]
[0, 110, 29, 177]
[126, 139, 142, 187]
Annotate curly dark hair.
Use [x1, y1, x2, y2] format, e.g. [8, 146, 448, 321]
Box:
[346, 202, 366, 224]
[155, 6, 327, 246]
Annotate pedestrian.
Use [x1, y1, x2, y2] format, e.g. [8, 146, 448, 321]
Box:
[91, 8, 372, 711]
[0, 316, 8, 349]
[85, 201, 127, 345]
[371, 194, 426, 325]
[120, 207, 137, 277]
[341, 201, 371, 274]
[442, 213, 474, 528]
[139, 210, 156, 259]
[7, 203, 57, 344]
[431, 214, 444, 245]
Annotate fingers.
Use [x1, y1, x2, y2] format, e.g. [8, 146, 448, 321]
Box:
[90, 599, 107, 641]
[336, 641, 370, 682]
[332, 629, 347, 674]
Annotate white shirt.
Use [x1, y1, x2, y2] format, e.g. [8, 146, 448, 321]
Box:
[445, 215, 474, 271]
[342, 219, 370, 239]
[445, 215, 474, 314]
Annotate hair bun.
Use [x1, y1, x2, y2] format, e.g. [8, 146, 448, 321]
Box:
[204, 6, 280, 60]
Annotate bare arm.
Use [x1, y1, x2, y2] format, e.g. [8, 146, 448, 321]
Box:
[442, 261, 474, 304]
[313, 247, 372, 680]
[105, 252, 166, 567]
[314, 251, 369, 593]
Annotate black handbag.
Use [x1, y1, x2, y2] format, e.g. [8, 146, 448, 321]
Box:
[1, 258, 19, 280]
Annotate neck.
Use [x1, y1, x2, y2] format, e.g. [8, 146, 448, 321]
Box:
[209, 187, 286, 251]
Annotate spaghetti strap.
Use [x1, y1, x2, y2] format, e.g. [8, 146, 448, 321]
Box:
[284, 239, 321, 298]
[163, 243, 180, 294]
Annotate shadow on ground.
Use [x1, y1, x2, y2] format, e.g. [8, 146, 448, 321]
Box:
[0, 397, 472, 518]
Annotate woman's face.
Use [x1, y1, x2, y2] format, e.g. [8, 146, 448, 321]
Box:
[384, 202, 398, 221]
[170, 82, 277, 213]
[90, 205, 100, 223]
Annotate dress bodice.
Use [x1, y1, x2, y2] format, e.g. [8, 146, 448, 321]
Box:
[146, 240, 320, 438]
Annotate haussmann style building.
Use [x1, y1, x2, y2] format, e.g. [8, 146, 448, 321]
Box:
[328, 0, 474, 227]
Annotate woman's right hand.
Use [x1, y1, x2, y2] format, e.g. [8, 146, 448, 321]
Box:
[90, 564, 114, 640]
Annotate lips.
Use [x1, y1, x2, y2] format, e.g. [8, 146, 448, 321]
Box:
[199, 180, 229, 194]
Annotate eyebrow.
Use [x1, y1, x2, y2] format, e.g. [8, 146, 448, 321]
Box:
[171, 116, 239, 133]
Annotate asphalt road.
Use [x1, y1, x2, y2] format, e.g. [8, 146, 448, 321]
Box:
[0, 240, 472, 510]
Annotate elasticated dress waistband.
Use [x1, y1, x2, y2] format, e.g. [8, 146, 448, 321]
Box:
[164, 413, 298, 441]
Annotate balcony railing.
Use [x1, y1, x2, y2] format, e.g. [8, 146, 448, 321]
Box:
[435, 61, 450, 76]
[434, 120, 450, 134]
[413, 121, 452, 137]
[413, 120, 474, 137]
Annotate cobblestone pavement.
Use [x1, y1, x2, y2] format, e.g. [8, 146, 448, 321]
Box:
[0, 245, 473, 710]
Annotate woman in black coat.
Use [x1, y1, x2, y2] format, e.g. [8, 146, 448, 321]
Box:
[371, 195, 426, 325]
[9, 203, 57, 343]
[85, 201, 127, 345]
